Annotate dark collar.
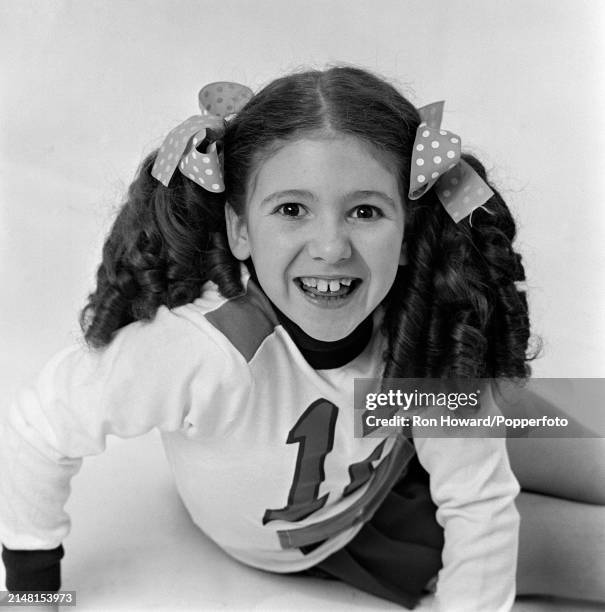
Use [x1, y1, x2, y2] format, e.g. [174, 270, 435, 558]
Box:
[273, 306, 374, 369]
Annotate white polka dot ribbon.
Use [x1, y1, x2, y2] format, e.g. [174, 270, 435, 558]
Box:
[409, 101, 494, 223]
[151, 82, 254, 192]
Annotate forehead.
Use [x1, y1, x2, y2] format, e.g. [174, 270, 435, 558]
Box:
[247, 135, 404, 202]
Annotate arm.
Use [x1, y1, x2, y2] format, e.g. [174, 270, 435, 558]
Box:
[413, 384, 520, 612]
[0, 306, 228, 591]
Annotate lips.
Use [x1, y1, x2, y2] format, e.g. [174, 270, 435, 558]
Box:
[295, 276, 360, 298]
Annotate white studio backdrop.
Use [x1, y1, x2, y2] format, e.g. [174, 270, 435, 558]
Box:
[1, 0, 604, 409]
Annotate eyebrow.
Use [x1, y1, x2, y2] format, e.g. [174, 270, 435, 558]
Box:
[260, 189, 397, 208]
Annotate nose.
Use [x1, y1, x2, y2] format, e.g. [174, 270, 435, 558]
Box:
[306, 218, 352, 264]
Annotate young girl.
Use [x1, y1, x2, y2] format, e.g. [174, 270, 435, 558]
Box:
[0, 66, 602, 611]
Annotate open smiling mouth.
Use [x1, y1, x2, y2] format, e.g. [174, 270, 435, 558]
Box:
[294, 276, 362, 302]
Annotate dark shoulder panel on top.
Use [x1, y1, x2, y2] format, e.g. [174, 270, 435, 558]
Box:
[204, 278, 280, 362]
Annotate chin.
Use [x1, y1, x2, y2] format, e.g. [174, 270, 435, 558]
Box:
[302, 322, 357, 342]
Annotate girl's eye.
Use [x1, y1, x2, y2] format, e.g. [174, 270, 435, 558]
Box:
[276, 203, 305, 217]
[352, 205, 382, 219]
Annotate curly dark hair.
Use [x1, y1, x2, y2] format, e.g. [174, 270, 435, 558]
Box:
[80, 65, 537, 379]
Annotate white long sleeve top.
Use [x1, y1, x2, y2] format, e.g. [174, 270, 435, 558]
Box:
[0, 267, 519, 611]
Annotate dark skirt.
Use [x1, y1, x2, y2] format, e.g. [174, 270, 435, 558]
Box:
[297, 453, 444, 609]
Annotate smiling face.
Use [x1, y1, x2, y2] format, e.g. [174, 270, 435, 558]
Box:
[225, 135, 406, 341]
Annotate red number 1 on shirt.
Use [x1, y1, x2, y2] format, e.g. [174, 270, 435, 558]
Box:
[263, 399, 337, 524]
[262, 398, 385, 525]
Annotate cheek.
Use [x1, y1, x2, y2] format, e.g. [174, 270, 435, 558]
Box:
[249, 218, 302, 261]
[363, 225, 404, 267]
[376, 249, 401, 285]
[247, 222, 294, 287]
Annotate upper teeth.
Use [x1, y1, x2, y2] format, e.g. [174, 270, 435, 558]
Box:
[300, 277, 354, 292]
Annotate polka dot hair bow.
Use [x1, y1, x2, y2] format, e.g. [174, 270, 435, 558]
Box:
[151, 82, 254, 192]
[409, 101, 494, 223]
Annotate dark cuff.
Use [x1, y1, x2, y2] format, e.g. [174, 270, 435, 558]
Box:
[2, 544, 64, 592]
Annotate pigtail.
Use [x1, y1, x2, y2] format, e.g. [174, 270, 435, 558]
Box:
[80, 151, 242, 348]
[382, 154, 537, 379]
